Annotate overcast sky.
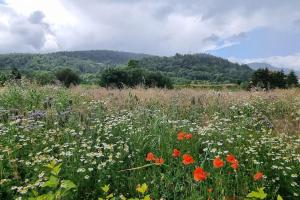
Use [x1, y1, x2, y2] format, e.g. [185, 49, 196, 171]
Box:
[0, 0, 300, 70]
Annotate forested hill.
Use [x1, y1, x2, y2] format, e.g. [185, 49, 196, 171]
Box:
[0, 50, 151, 73]
[0, 50, 253, 83]
[136, 53, 253, 82]
[50, 50, 151, 64]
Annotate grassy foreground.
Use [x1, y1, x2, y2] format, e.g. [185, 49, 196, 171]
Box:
[0, 82, 299, 199]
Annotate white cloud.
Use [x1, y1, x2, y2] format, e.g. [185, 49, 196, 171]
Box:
[229, 53, 300, 71]
[0, 0, 300, 55]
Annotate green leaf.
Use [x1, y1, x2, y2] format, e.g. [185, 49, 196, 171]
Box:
[31, 189, 39, 197]
[98, 198, 104, 200]
[246, 187, 267, 199]
[143, 195, 151, 200]
[277, 194, 283, 200]
[61, 180, 76, 191]
[46, 160, 57, 169]
[51, 163, 62, 176]
[136, 183, 148, 194]
[42, 176, 59, 188]
[101, 184, 110, 193]
[35, 192, 55, 200]
[55, 189, 62, 199]
[106, 193, 114, 199]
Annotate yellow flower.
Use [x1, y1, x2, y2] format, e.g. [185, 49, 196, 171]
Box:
[101, 184, 110, 193]
[136, 183, 148, 195]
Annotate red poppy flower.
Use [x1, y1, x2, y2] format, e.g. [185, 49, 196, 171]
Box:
[231, 160, 239, 170]
[185, 133, 192, 139]
[154, 157, 164, 165]
[213, 156, 224, 168]
[146, 152, 155, 161]
[226, 154, 236, 164]
[193, 167, 207, 181]
[177, 131, 186, 141]
[172, 149, 181, 157]
[254, 172, 263, 181]
[182, 154, 195, 165]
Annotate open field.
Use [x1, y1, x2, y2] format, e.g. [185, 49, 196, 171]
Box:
[0, 82, 300, 199]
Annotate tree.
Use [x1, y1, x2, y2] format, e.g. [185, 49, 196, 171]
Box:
[0, 72, 7, 86]
[55, 68, 80, 87]
[99, 68, 129, 88]
[286, 70, 298, 87]
[99, 63, 173, 89]
[127, 59, 139, 68]
[33, 71, 56, 85]
[145, 72, 173, 89]
[11, 67, 21, 80]
[251, 68, 271, 89]
[270, 70, 286, 89]
[251, 68, 287, 90]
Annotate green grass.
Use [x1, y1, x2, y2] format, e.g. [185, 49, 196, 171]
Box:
[0, 83, 299, 199]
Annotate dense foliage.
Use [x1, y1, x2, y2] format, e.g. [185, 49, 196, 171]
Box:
[55, 68, 80, 87]
[251, 68, 298, 89]
[0, 54, 102, 73]
[136, 53, 253, 83]
[51, 50, 150, 64]
[0, 51, 253, 84]
[100, 61, 173, 88]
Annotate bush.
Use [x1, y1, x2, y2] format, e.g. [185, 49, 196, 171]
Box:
[33, 71, 56, 85]
[100, 63, 173, 89]
[55, 68, 80, 87]
[11, 67, 21, 80]
[0, 72, 7, 86]
[100, 68, 129, 88]
[145, 72, 173, 89]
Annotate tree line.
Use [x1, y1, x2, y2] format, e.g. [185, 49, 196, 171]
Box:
[0, 67, 80, 87]
[250, 68, 298, 90]
[1, 60, 298, 90]
[0, 60, 173, 89]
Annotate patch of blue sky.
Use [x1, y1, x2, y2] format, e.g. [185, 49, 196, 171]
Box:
[210, 27, 300, 59]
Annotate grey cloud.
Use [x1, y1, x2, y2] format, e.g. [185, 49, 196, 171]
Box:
[29, 11, 45, 24]
[56, 0, 300, 55]
[203, 34, 219, 43]
[0, 7, 54, 52]
[10, 19, 46, 50]
[1, 0, 300, 55]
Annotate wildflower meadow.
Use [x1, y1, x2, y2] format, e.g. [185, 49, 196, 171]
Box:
[0, 82, 299, 199]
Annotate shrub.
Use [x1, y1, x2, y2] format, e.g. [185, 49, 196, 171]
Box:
[100, 60, 173, 89]
[0, 72, 7, 86]
[33, 71, 56, 85]
[55, 68, 80, 87]
[144, 72, 173, 89]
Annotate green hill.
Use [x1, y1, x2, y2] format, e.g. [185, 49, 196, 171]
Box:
[0, 50, 253, 83]
[137, 53, 253, 82]
[50, 50, 151, 64]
